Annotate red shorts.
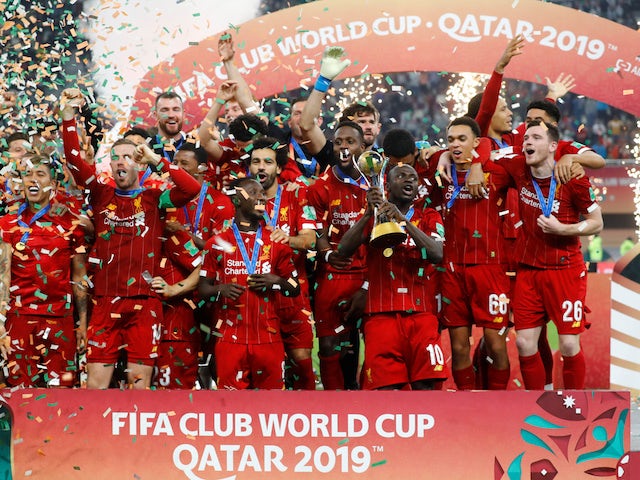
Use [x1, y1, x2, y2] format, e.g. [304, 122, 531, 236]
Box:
[87, 296, 163, 366]
[361, 311, 448, 390]
[513, 265, 589, 335]
[314, 271, 365, 338]
[155, 301, 200, 389]
[278, 304, 314, 350]
[215, 341, 285, 390]
[155, 341, 199, 389]
[440, 264, 511, 330]
[5, 313, 76, 387]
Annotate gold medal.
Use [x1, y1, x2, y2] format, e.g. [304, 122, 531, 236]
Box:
[383, 247, 393, 258]
[15, 242, 26, 251]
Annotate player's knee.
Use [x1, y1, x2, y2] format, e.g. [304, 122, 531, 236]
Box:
[450, 341, 470, 359]
[558, 335, 580, 357]
[515, 333, 537, 356]
[318, 336, 338, 357]
[288, 348, 311, 362]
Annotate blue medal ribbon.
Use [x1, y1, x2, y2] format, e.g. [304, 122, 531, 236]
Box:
[531, 176, 557, 218]
[446, 164, 470, 209]
[155, 133, 185, 163]
[16, 202, 52, 247]
[139, 167, 152, 186]
[405, 207, 414, 222]
[231, 222, 263, 275]
[115, 187, 144, 197]
[263, 184, 283, 229]
[493, 137, 509, 149]
[183, 181, 209, 237]
[333, 165, 367, 189]
[290, 139, 317, 177]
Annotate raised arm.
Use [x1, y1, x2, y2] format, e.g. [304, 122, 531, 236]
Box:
[300, 46, 351, 155]
[59, 89, 98, 187]
[218, 32, 260, 114]
[133, 144, 200, 207]
[197, 80, 239, 161]
[475, 35, 524, 134]
[545, 73, 576, 102]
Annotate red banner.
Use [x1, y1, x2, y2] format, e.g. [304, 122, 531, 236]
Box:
[130, 0, 640, 130]
[4, 388, 631, 479]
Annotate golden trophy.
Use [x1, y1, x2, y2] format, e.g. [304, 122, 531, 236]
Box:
[356, 150, 407, 249]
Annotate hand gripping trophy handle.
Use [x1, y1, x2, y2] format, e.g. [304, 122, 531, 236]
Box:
[355, 151, 407, 249]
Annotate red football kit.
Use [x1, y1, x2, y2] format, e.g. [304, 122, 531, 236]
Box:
[201, 224, 298, 389]
[439, 139, 512, 331]
[307, 167, 368, 338]
[62, 118, 201, 366]
[0, 207, 86, 387]
[358, 205, 449, 390]
[166, 181, 234, 243]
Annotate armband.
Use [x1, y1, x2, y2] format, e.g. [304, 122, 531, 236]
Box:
[361, 281, 369, 291]
[314, 75, 332, 93]
[324, 249, 334, 263]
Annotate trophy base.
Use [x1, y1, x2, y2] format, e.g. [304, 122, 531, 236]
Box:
[370, 222, 407, 249]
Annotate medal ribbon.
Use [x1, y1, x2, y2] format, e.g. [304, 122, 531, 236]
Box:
[17, 202, 52, 247]
[263, 184, 283, 229]
[183, 181, 209, 236]
[334, 165, 367, 188]
[446, 164, 470, 209]
[532, 176, 557, 218]
[231, 222, 263, 275]
[290, 139, 317, 177]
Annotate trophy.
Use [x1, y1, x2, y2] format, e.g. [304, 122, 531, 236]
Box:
[356, 150, 407, 249]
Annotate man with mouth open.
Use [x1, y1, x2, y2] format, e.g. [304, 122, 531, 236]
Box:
[338, 163, 448, 390]
[0, 155, 89, 388]
[198, 177, 300, 390]
[60, 91, 201, 389]
[307, 120, 369, 390]
[438, 117, 512, 391]
[468, 120, 603, 390]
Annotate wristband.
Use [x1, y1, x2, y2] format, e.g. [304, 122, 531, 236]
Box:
[314, 75, 332, 93]
[324, 249, 334, 262]
[361, 281, 369, 291]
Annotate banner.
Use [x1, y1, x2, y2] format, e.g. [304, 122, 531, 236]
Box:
[130, 0, 640, 130]
[4, 388, 631, 479]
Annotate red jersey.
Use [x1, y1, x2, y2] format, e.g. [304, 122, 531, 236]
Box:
[496, 156, 599, 269]
[201, 225, 298, 344]
[0, 207, 85, 316]
[442, 160, 511, 265]
[307, 167, 368, 273]
[165, 182, 234, 243]
[362, 205, 443, 314]
[264, 185, 316, 300]
[61, 118, 201, 297]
